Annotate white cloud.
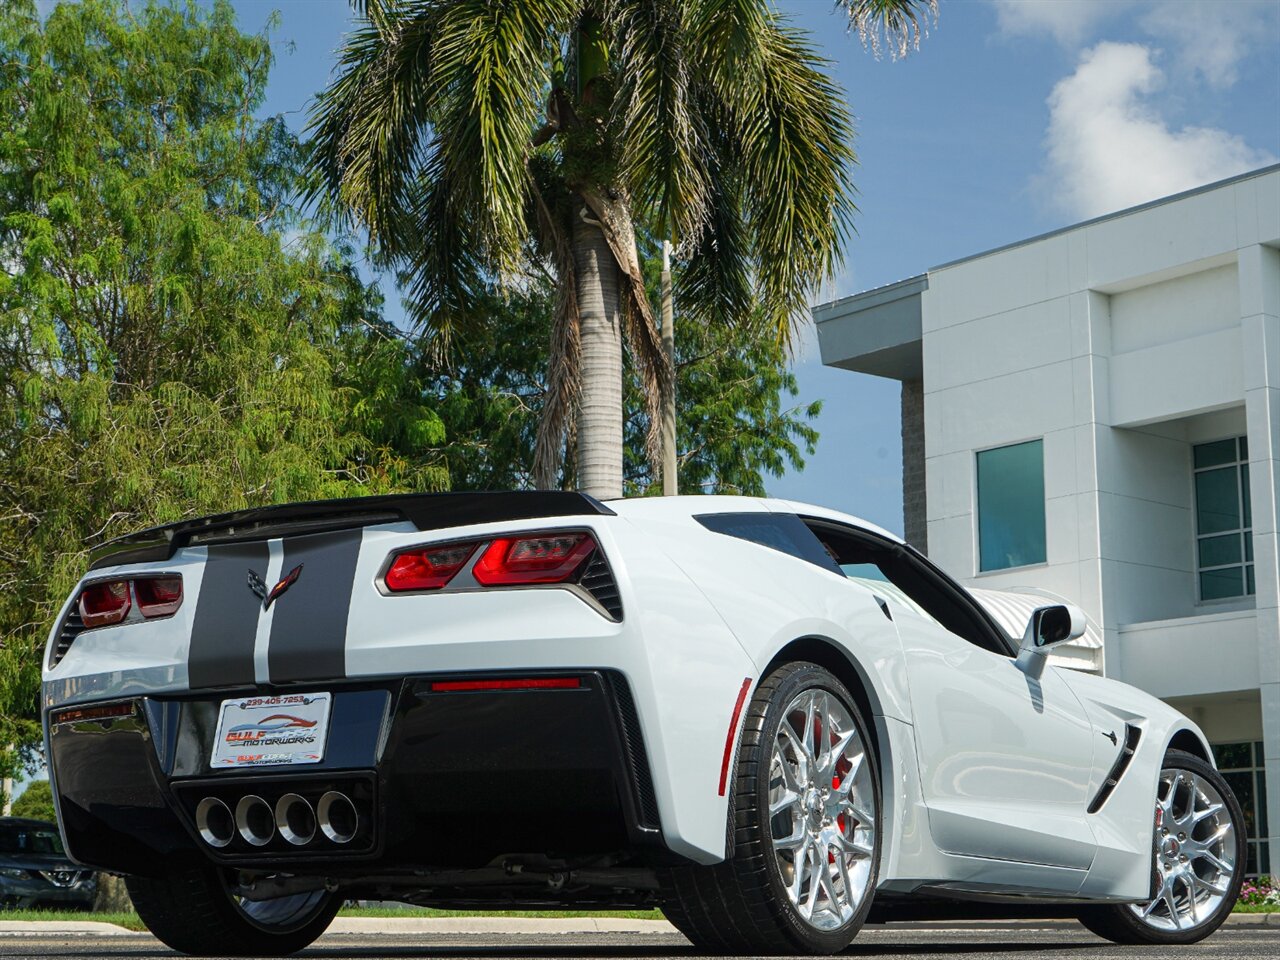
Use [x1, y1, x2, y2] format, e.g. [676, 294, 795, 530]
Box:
[1141, 0, 1279, 89]
[990, 0, 1132, 46]
[1043, 41, 1276, 219]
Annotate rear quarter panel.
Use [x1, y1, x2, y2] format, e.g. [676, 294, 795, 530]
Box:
[611, 498, 918, 874]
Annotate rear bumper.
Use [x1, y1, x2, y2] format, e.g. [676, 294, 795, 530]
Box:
[45, 672, 672, 877]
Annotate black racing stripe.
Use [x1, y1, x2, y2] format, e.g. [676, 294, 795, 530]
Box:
[188, 541, 268, 689]
[267, 528, 362, 684]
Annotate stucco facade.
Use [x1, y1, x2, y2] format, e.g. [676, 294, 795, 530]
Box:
[814, 165, 1280, 874]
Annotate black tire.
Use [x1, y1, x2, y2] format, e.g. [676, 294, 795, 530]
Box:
[125, 865, 340, 956]
[660, 662, 882, 955]
[1078, 749, 1246, 946]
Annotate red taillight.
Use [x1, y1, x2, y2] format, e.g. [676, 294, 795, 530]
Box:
[135, 576, 183, 618]
[384, 542, 479, 592]
[51, 702, 136, 725]
[472, 533, 596, 586]
[78, 580, 131, 628]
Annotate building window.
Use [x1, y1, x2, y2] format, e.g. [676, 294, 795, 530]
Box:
[1194, 437, 1253, 601]
[1212, 740, 1268, 876]
[977, 439, 1046, 572]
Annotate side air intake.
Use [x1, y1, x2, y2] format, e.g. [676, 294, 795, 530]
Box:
[1088, 723, 1141, 814]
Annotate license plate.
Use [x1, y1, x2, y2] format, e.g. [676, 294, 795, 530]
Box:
[211, 692, 332, 769]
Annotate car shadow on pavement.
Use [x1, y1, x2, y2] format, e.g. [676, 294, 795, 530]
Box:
[287, 942, 1105, 959]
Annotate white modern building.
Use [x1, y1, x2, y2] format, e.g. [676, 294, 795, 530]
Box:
[814, 165, 1280, 875]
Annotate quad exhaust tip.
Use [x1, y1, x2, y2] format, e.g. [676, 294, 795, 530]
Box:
[235, 795, 275, 847]
[317, 791, 358, 844]
[274, 794, 317, 847]
[195, 797, 234, 848]
[196, 792, 358, 848]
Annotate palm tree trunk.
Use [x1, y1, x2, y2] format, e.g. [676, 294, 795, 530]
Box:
[572, 207, 624, 499]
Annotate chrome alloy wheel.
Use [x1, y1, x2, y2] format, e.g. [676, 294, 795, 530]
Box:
[1128, 767, 1238, 933]
[768, 688, 876, 931]
[223, 873, 332, 933]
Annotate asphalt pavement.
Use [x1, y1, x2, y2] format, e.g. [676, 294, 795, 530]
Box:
[1, 924, 1278, 960]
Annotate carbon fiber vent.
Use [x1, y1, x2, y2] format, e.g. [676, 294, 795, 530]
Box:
[1088, 723, 1142, 814]
[579, 552, 623, 620]
[603, 672, 660, 829]
[48, 606, 86, 669]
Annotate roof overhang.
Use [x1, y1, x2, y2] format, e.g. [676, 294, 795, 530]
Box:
[812, 274, 925, 382]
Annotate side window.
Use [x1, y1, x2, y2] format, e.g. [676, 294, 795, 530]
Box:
[697, 512, 844, 576]
[977, 439, 1046, 572]
[805, 519, 1012, 657]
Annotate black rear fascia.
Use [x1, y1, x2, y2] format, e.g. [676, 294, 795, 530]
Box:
[48, 671, 672, 876]
[88, 491, 615, 570]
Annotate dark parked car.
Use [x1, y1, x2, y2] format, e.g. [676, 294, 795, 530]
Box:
[0, 817, 96, 910]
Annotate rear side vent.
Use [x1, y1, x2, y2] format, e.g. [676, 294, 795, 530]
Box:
[603, 672, 659, 830]
[48, 607, 86, 669]
[579, 552, 623, 620]
[1088, 723, 1142, 814]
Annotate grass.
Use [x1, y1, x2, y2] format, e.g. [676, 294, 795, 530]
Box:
[0, 905, 665, 931]
[1232, 902, 1280, 913]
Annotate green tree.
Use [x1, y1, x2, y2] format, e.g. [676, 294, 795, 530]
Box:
[0, 0, 444, 749]
[310, 0, 933, 499]
[10, 780, 56, 824]
[425, 271, 819, 494]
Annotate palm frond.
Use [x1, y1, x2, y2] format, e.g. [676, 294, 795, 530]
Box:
[307, 4, 442, 245]
[675, 115, 753, 328]
[394, 150, 487, 358]
[685, 0, 768, 93]
[310, 0, 578, 289]
[725, 13, 857, 342]
[426, 0, 578, 276]
[838, 0, 938, 60]
[607, 0, 709, 244]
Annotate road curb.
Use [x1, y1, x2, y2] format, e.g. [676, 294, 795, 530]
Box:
[0, 921, 139, 936]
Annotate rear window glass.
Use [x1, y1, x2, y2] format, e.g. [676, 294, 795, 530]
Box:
[0, 823, 65, 856]
[697, 513, 843, 575]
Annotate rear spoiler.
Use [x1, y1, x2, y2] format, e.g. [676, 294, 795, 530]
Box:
[88, 491, 615, 571]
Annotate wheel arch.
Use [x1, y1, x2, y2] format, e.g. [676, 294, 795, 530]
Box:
[761, 636, 887, 777]
[1165, 726, 1214, 765]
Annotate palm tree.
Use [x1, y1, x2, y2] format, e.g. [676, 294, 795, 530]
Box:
[310, 0, 937, 499]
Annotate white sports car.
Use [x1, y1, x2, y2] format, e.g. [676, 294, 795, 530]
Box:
[41, 493, 1246, 955]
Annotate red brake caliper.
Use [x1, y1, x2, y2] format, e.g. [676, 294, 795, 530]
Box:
[830, 755, 852, 865]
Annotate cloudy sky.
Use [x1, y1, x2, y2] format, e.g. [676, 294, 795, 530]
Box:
[223, 0, 1280, 534]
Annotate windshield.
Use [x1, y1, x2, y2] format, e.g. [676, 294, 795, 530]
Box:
[0, 823, 65, 856]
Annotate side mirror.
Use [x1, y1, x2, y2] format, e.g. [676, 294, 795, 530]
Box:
[1015, 603, 1086, 679]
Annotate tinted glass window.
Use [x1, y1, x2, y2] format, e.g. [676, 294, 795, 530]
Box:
[807, 520, 1012, 657]
[977, 440, 1046, 572]
[0, 824, 65, 856]
[1193, 437, 1253, 602]
[697, 513, 843, 575]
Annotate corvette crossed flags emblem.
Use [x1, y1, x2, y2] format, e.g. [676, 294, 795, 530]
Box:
[247, 564, 304, 611]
